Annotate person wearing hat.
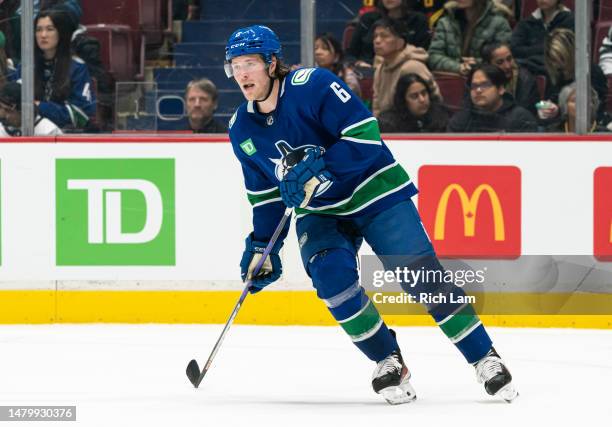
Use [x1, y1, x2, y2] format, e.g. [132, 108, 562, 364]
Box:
[371, 17, 440, 117]
[0, 82, 62, 136]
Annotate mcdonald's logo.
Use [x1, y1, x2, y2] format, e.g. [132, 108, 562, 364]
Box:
[418, 166, 521, 258]
[594, 167, 612, 261]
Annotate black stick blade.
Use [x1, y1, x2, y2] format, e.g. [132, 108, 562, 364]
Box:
[186, 359, 201, 387]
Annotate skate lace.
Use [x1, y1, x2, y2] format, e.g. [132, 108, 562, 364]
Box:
[376, 354, 402, 376]
[475, 355, 503, 384]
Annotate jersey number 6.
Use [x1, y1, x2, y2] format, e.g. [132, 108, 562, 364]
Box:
[330, 82, 351, 103]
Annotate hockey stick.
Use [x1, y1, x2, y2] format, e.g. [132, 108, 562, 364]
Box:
[186, 206, 293, 388]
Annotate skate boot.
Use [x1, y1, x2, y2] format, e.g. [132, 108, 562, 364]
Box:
[371, 348, 416, 405]
[474, 347, 519, 403]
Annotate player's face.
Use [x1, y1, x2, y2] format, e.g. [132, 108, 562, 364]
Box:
[232, 55, 273, 101]
[35, 17, 60, 57]
[470, 70, 504, 111]
[490, 46, 515, 80]
[373, 27, 403, 58]
[404, 82, 430, 118]
[314, 39, 337, 69]
[186, 86, 215, 122]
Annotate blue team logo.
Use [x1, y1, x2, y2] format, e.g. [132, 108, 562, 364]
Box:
[270, 140, 333, 196]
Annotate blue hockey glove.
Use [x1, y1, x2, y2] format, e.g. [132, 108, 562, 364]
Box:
[239, 233, 283, 294]
[279, 147, 333, 208]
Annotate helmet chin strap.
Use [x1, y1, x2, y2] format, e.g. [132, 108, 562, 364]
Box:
[255, 66, 276, 104]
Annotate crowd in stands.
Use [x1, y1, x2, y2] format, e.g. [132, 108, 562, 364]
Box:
[0, 0, 611, 135]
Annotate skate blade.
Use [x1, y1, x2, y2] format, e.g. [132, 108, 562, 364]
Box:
[496, 383, 519, 403]
[380, 379, 417, 405]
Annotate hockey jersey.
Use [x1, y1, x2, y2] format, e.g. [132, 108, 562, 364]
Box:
[229, 67, 417, 242]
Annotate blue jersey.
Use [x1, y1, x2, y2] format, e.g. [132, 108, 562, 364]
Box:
[229, 67, 417, 242]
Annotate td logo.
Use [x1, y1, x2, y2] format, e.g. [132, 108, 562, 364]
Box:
[56, 159, 175, 265]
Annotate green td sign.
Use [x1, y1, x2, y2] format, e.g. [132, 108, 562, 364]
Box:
[56, 159, 175, 265]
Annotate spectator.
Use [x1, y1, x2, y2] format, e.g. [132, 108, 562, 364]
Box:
[599, 26, 612, 75]
[0, 82, 62, 136]
[447, 63, 537, 132]
[510, 0, 573, 76]
[347, 0, 431, 67]
[372, 17, 440, 117]
[14, 9, 95, 130]
[314, 33, 361, 97]
[0, 30, 15, 91]
[412, 0, 448, 28]
[0, 0, 19, 61]
[428, 0, 512, 75]
[481, 41, 539, 115]
[184, 78, 227, 133]
[378, 73, 449, 132]
[173, 0, 200, 21]
[548, 83, 603, 133]
[539, 29, 608, 125]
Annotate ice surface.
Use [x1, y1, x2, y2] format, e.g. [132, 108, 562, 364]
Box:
[0, 324, 610, 426]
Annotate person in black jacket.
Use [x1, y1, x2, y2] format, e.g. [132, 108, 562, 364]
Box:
[378, 73, 449, 132]
[346, 0, 430, 67]
[510, 0, 573, 75]
[481, 41, 540, 116]
[448, 63, 538, 132]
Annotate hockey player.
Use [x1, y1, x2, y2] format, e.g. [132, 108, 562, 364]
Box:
[225, 25, 518, 405]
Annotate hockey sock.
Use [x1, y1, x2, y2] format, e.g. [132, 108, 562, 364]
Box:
[310, 248, 399, 362]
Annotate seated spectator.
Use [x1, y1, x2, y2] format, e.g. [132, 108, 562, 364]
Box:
[428, 0, 512, 75]
[378, 73, 449, 132]
[447, 63, 537, 132]
[481, 41, 539, 115]
[184, 78, 227, 133]
[14, 9, 95, 130]
[314, 33, 361, 97]
[0, 30, 15, 90]
[372, 17, 440, 117]
[0, 82, 62, 136]
[173, 0, 200, 21]
[0, 0, 20, 61]
[539, 29, 608, 125]
[547, 83, 604, 133]
[413, 0, 448, 28]
[347, 0, 431, 67]
[511, 0, 573, 76]
[599, 26, 612, 75]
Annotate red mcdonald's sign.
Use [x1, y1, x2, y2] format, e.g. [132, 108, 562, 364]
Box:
[594, 167, 612, 261]
[418, 166, 521, 258]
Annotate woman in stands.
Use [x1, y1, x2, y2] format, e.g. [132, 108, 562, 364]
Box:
[538, 28, 608, 126]
[314, 33, 362, 97]
[378, 73, 448, 132]
[548, 83, 605, 133]
[510, 0, 573, 76]
[15, 8, 95, 130]
[346, 0, 431, 67]
[427, 0, 512, 75]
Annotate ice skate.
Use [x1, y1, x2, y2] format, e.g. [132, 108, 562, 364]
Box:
[371, 349, 416, 405]
[474, 347, 519, 403]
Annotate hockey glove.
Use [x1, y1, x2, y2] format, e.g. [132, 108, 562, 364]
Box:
[279, 147, 333, 208]
[240, 233, 283, 294]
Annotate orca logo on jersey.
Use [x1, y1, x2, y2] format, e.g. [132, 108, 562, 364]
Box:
[270, 140, 333, 196]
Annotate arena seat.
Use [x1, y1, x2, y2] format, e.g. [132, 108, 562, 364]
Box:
[85, 24, 135, 81]
[433, 72, 467, 114]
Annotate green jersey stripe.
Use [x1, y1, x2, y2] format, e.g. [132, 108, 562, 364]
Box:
[247, 188, 281, 206]
[341, 117, 381, 144]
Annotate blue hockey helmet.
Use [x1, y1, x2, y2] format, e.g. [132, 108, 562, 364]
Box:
[224, 25, 283, 77]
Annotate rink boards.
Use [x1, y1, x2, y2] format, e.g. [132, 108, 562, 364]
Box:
[0, 134, 610, 327]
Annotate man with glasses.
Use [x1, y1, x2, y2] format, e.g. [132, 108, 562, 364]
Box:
[448, 63, 537, 132]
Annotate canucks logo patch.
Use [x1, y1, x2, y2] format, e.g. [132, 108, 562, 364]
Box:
[269, 140, 332, 197]
[291, 68, 316, 86]
[240, 138, 257, 156]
